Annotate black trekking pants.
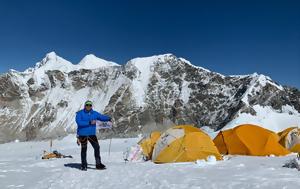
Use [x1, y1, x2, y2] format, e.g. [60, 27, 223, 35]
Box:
[78, 135, 101, 166]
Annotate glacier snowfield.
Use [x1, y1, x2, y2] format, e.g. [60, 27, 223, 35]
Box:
[0, 135, 300, 189]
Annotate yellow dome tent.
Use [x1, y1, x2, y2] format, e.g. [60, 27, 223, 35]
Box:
[152, 125, 222, 163]
[213, 124, 290, 156]
[138, 131, 161, 160]
[278, 127, 300, 152]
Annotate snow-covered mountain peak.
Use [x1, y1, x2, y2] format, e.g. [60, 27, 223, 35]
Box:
[231, 72, 283, 91]
[178, 57, 216, 75]
[128, 54, 173, 67]
[250, 73, 283, 91]
[240, 72, 285, 105]
[30, 52, 75, 73]
[78, 54, 120, 69]
[45, 51, 57, 60]
[127, 53, 226, 81]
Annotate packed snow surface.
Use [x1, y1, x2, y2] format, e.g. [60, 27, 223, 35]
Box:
[1, 135, 300, 189]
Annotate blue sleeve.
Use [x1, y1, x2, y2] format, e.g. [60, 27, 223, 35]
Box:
[76, 111, 90, 127]
[95, 111, 111, 122]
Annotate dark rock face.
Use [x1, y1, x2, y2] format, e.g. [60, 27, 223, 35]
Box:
[101, 55, 300, 136]
[0, 54, 299, 143]
[24, 103, 57, 140]
[46, 70, 66, 88]
[69, 69, 93, 90]
[285, 87, 300, 112]
[0, 73, 25, 101]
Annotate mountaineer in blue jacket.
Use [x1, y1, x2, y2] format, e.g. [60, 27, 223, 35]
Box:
[75, 100, 111, 171]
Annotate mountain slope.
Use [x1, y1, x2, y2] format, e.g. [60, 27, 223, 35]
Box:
[0, 52, 299, 142]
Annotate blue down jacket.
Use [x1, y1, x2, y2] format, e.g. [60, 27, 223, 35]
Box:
[75, 109, 111, 136]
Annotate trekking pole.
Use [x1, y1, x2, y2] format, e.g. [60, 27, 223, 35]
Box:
[98, 121, 115, 157]
[50, 139, 53, 152]
[108, 137, 112, 157]
[108, 127, 116, 157]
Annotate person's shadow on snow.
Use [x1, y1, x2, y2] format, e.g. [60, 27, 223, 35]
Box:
[64, 163, 96, 170]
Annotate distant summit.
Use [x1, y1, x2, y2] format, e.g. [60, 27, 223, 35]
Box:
[78, 54, 120, 69]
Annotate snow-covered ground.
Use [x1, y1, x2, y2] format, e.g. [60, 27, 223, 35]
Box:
[224, 105, 300, 132]
[1, 135, 300, 189]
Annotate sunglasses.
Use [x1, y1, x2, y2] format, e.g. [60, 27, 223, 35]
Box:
[85, 104, 92, 107]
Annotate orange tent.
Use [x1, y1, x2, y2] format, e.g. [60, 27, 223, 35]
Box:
[213, 124, 290, 156]
[278, 127, 300, 152]
[152, 125, 221, 163]
[138, 131, 161, 160]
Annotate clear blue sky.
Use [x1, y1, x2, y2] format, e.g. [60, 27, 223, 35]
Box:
[0, 0, 299, 88]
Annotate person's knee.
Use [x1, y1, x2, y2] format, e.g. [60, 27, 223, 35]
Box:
[93, 146, 99, 153]
[91, 141, 100, 149]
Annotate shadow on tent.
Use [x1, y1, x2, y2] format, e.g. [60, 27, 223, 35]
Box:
[64, 163, 97, 170]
